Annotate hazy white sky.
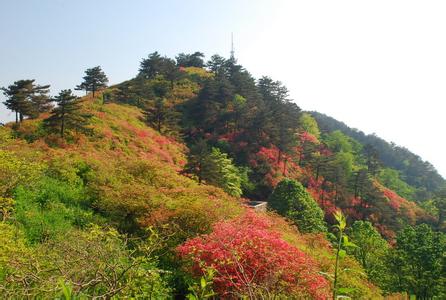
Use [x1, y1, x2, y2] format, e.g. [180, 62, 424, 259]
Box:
[1, 0, 445, 177]
[235, 1, 446, 178]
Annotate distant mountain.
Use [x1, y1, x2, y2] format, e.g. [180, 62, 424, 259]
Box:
[311, 111, 445, 200]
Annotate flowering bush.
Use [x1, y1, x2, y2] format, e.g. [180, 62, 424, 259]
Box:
[249, 146, 302, 187]
[177, 211, 330, 299]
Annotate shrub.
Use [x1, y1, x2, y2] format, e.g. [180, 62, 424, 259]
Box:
[177, 211, 330, 299]
[0, 150, 44, 197]
[13, 176, 98, 243]
[268, 179, 327, 233]
[0, 226, 171, 298]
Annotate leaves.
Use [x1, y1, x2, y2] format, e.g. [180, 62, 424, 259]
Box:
[269, 179, 327, 233]
[178, 211, 330, 299]
[334, 210, 346, 231]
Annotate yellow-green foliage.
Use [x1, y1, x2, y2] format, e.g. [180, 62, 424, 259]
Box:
[0, 223, 28, 267]
[0, 149, 44, 197]
[299, 112, 321, 138]
[0, 226, 171, 298]
[266, 213, 382, 299]
[181, 66, 214, 80]
[171, 78, 201, 103]
[1, 98, 241, 237]
[0, 96, 379, 298]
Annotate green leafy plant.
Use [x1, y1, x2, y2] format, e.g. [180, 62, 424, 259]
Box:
[332, 210, 357, 300]
[186, 268, 216, 300]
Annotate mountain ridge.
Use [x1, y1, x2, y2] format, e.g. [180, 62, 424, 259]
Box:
[1, 52, 445, 298]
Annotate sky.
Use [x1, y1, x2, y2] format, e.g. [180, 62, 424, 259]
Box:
[1, 0, 445, 178]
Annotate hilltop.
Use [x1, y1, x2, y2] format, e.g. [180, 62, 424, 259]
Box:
[1, 52, 445, 299]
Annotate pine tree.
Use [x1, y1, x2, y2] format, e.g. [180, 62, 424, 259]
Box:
[364, 144, 381, 176]
[30, 91, 52, 115]
[184, 139, 210, 184]
[176, 52, 205, 68]
[257, 77, 301, 162]
[184, 144, 243, 197]
[139, 52, 177, 80]
[190, 74, 234, 135]
[44, 89, 90, 137]
[2, 79, 50, 123]
[76, 66, 108, 97]
[206, 54, 227, 75]
[143, 98, 180, 135]
[2, 82, 22, 123]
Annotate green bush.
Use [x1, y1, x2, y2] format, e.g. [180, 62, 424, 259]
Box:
[268, 179, 327, 233]
[0, 226, 172, 298]
[13, 176, 98, 243]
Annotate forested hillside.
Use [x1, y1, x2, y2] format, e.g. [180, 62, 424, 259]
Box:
[1, 51, 445, 299]
[312, 111, 445, 201]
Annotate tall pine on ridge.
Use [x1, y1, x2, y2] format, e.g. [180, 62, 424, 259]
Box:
[76, 66, 108, 97]
[2, 80, 50, 123]
[44, 89, 90, 137]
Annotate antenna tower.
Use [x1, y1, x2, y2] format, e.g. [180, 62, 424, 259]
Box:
[230, 32, 235, 59]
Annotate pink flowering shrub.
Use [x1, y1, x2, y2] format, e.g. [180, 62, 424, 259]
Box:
[177, 211, 330, 299]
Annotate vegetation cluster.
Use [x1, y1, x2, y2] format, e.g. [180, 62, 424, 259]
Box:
[1, 51, 445, 299]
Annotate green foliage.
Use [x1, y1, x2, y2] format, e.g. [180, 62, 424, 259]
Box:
[0, 150, 44, 197]
[332, 210, 358, 300]
[76, 66, 108, 96]
[299, 112, 320, 138]
[1, 79, 51, 122]
[0, 226, 171, 298]
[268, 179, 327, 233]
[13, 176, 97, 243]
[143, 97, 180, 135]
[312, 111, 445, 199]
[184, 141, 245, 197]
[388, 224, 446, 299]
[181, 67, 214, 82]
[0, 197, 14, 222]
[324, 130, 355, 153]
[44, 89, 92, 138]
[348, 221, 391, 291]
[186, 268, 216, 300]
[433, 187, 446, 230]
[176, 52, 205, 68]
[139, 51, 177, 80]
[257, 76, 301, 159]
[201, 148, 243, 197]
[379, 168, 415, 199]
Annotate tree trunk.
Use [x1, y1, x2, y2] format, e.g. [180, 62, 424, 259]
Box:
[354, 172, 359, 198]
[60, 117, 65, 138]
[333, 230, 343, 300]
[283, 158, 287, 176]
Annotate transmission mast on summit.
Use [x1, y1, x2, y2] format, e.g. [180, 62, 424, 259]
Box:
[230, 32, 235, 60]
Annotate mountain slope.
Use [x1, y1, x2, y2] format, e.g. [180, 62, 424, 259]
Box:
[0, 93, 381, 298]
[1, 53, 445, 298]
[311, 111, 445, 200]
